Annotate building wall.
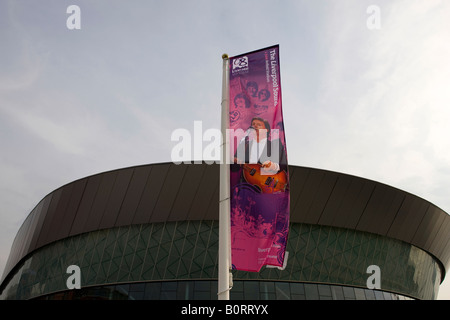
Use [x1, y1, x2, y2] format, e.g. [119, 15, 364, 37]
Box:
[1, 163, 448, 300]
[0, 221, 441, 300]
[36, 281, 414, 300]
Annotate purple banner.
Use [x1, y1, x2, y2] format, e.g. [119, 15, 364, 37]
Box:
[228, 45, 290, 272]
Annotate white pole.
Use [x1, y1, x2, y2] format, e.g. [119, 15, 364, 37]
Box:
[218, 53, 232, 300]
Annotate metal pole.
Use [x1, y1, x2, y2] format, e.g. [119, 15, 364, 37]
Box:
[218, 53, 232, 300]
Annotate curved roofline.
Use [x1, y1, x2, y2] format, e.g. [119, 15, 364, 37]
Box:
[2, 162, 450, 286]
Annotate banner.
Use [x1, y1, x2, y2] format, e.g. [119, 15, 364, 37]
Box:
[228, 45, 290, 272]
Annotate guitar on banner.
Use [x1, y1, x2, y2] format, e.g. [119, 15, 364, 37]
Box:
[240, 163, 288, 194]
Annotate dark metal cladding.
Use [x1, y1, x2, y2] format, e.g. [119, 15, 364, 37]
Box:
[2, 162, 450, 284]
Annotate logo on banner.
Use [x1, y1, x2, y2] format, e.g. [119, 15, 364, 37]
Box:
[229, 110, 241, 124]
[232, 56, 249, 74]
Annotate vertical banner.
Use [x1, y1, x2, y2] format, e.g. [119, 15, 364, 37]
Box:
[228, 45, 290, 272]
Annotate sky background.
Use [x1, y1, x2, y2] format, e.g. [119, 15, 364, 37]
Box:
[1, 0, 450, 299]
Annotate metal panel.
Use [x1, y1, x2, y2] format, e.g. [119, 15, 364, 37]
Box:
[318, 174, 352, 227]
[18, 204, 39, 259]
[387, 194, 428, 243]
[99, 168, 134, 229]
[376, 186, 405, 236]
[412, 205, 443, 249]
[35, 188, 62, 248]
[69, 174, 102, 236]
[203, 184, 220, 221]
[46, 183, 75, 244]
[189, 163, 219, 220]
[82, 171, 116, 233]
[115, 166, 151, 227]
[437, 228, 450, 272]
[434, 217, 450, 266]
[292, 169, 331, 224]
[13, 209, 35, 273]
[28, 194, 53, 253]
[304, 170, 338, 223]
[132, 163, 170, 225]
[168, 164, 206, 221]
[150, 164, 187, 223]
[424, 206, 446, 253]
[16, 200, 43, 262]
[289, 167, 311, 223]
[426, 217, 447, 276]
[335, 178, 375, 230]
[55, 179, 88, 241]
[355, 184, 404, 236]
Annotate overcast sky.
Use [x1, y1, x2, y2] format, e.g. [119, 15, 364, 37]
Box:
[1, 0, 450, 299]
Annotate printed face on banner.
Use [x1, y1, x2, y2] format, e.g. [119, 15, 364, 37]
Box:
[228, 45, 290, 272]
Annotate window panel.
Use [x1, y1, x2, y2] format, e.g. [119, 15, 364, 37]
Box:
[2, 221, 441, 300]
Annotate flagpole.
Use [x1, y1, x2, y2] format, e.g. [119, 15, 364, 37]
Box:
[218, 53, 232, 300]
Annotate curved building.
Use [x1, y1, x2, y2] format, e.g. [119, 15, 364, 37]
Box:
[1, 162, 449, 300]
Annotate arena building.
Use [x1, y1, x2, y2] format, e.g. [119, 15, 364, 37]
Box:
[1, 162, 449, 300]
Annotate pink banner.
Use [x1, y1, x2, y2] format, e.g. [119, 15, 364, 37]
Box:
[229, 45, 290, 272]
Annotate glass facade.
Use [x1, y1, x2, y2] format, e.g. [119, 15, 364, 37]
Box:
[0, 221, 442, 300]
[36, 281, 412, 300]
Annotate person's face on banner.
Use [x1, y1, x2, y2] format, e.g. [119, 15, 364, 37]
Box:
[235, 97, 246, 109]
[251, 119, 265, 131]
[251, 119, 267, 140]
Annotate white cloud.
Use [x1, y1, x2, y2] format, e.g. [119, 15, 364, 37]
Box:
[294, 1, 450, 205]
